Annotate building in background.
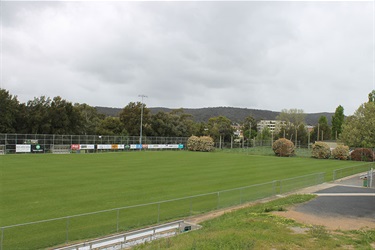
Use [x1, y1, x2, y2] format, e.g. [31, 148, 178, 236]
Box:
[257, 120, 285, 134]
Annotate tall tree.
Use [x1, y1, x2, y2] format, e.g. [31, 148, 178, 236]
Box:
[276, 109, 306, 144]
[49, 96, 81, 134]
[207, 116, 234, 142]
[341, 101, 375, 147]
[276, 109, 306, 126]
[96, 117, 124, 135]
[242, 116, 257, 140]
[119, 102, 151, 136]
[312, 116, 331, 141]
[26, 96, 52, 134]
[74, 103, 104, 135]
[331, 105, 345, 139]
[0, 89, 20, 133]
[368, 90, 375, 103]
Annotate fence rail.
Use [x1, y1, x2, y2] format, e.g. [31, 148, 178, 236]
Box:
[332, 162, 374, 181]
[1, 172, 325, 250]
[0, 134, 189, 154]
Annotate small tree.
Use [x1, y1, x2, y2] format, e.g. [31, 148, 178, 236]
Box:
[312, 142, 331, 159]
[350, 148, 375, 162]
[272, 138, 295, 157]
[332, 145, 349, 160]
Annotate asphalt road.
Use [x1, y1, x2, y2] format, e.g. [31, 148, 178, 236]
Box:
[295, 185, 375, 219]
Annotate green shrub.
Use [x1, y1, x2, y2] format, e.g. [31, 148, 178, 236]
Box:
[350, 148, 375, 161]
[272, 138, 295, 157]
[312, 142, 331, 159]
[187, 136, 215, 152]
[332, 145, 349, 160]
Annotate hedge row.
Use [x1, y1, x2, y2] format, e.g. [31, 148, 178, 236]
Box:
[272, 139, 374, 161]
[312, 143, 374, 161]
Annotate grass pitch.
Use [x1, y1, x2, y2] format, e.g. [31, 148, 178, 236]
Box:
[0, 151, 367, 249]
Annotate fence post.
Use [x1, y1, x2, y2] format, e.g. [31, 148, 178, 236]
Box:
[116, 209, 120, 232]
[217, 192, 220, 209]
[189, 197, 193, 216]
[66, 217, 70, 244]
[240, 188, 243, 204]
[272, 180, 276, 195]
[279, 180, 282, 194]
[157, 203, 160, 224]
[1, 227, 4, 250]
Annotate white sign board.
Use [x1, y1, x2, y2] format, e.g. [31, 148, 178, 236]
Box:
[16, 144, 31, 153]
[80, 144, 95, 150]
[97, 144, 112, 150]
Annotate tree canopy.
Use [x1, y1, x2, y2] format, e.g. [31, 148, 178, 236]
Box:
[331, 105, 344, 139]
[341, 101, 375, 147]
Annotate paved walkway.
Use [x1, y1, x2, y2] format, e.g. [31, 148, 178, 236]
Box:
[292, 172, 375, 220]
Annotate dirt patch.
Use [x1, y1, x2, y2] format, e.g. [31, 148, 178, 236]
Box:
[273, 208, 375, 231]
[186, 182, 375, 231]
[186, 183, 335, 225]
[187, 202, 259, 224]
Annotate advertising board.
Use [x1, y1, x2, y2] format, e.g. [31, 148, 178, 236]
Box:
[32, 144, 44, 153]
[80, 144, 95, 150]
[71, 144, 80, 150]
[130, 144, 184, 149]
[16, 144, 31, 153]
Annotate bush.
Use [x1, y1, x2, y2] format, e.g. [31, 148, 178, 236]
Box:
[350, 148, 375, 161]
[187, 136, 200, 151]
[187, 136, 215, 152]
[332, 145, 349, 160]
[312, 142, 331, 159]
[272, 138, 295, 157]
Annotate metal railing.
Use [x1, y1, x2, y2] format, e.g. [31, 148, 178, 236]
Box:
[1, 172, 325, 250]
[0, 134, 189, 154]
[332, 162, 374, 181]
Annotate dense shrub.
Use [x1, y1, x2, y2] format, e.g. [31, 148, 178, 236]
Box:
[350, 148, 375, 162]
[187, 136, 215, 152]
[332, 145, 349, 160]
[187, 136, 200, 151]
[312, 142, 331, 159]
[272, 138, 295, 157]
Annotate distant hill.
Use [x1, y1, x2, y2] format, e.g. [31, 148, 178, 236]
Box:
[95, 106, 333, 125]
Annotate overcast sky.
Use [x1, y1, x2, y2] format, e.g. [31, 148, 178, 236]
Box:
[1, 1, 374, 116]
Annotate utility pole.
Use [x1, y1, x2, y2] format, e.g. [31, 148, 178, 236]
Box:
[138, 94, 148, 147]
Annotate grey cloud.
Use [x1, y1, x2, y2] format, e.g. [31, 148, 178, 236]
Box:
[1, 1, 373, 115]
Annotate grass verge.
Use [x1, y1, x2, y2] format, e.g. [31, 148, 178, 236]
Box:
[135, 194, 375, 250]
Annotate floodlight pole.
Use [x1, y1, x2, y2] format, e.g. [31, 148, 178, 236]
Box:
[139, 95, 148, 148]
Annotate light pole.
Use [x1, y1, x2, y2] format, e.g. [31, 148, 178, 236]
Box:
[138, 94, 147, 146]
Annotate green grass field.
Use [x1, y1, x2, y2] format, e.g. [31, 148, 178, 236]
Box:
[0, 151, 371, 249]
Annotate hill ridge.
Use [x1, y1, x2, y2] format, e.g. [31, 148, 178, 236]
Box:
[95, 106, 333, 125]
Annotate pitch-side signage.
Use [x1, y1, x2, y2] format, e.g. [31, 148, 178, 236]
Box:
[80, 144, 95, 150]
[97, 144, 112, 150]
[16, 144, 31, 153]
[130, 144, 184, 149]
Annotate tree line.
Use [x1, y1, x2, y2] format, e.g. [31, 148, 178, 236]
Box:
[1, 88, 374, 148]
[0, 89, 237, 142]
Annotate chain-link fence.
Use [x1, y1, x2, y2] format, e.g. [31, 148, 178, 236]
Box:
[0, 172, 325, 250]
[0, 134, 189, 154]
[332, 162, 374, 181]
[1, 134, 374, 162]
